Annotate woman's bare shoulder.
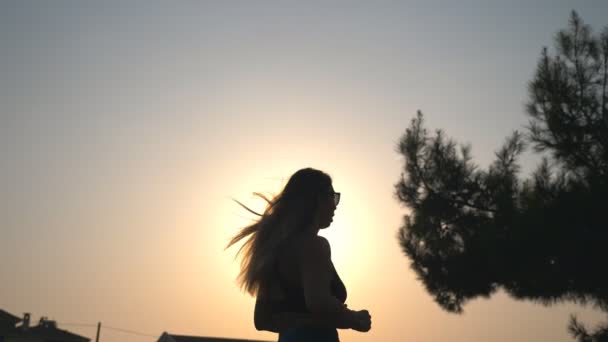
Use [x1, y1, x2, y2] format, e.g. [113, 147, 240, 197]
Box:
[292, 234, 331, 260]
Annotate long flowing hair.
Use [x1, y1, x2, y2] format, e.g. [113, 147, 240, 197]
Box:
[226, 168, 333, 296]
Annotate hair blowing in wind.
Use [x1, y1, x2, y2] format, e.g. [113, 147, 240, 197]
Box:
[226, 168, 333, 296]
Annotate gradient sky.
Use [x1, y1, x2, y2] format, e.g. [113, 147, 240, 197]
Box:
[2, 1, 607, 342]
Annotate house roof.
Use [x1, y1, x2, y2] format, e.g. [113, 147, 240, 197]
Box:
[26, 324, 90, 342]
[159, 332, 273, 342]
[0, 309, 21, 325]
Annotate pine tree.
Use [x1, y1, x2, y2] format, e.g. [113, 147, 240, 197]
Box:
[395, 11, 608, 341]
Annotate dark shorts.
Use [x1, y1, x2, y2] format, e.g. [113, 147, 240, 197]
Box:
[278, 327, 339, 342]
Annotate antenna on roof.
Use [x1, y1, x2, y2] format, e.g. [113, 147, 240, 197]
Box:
[95, 322, 101, 342]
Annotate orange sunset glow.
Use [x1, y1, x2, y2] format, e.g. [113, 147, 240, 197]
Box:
[2, 2, 607, 342]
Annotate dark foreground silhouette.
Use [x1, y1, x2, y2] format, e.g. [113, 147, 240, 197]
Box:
[228, 168, 371, 342]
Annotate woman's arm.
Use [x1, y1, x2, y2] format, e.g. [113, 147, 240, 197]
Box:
[297, 235, 363, 329]
[254, 296, 353, 333]
[254, 235, 369, 333]
[254, 282, 321, 332]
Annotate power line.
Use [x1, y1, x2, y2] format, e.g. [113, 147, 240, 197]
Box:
[60, 323, 98, 328]
[103, 325, 158, 338]
[58, 322, 158, 338]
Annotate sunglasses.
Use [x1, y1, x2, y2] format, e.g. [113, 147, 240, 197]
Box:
[326, 191, 340, 206]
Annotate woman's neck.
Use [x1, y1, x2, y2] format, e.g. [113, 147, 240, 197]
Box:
[302, 224, 321, 237]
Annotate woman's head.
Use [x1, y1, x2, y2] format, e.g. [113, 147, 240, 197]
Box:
[276, 167, 338, 231]
[226, 167, 340, 295]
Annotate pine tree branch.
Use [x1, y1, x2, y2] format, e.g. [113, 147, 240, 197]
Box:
[410, 158, 497, 214]
[602, 28, 608, 129]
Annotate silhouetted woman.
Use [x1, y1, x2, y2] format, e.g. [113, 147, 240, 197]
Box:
[227, 168, 371, 342]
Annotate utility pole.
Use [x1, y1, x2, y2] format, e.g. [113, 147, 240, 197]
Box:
[95, 322, 101, 342]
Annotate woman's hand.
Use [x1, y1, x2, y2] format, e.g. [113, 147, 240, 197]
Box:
[349, 309, 372, 332]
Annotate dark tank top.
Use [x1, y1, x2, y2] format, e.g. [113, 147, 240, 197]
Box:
[272, 259, 347, 313]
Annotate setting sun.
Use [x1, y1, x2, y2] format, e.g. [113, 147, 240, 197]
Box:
[3, 2, 607, 342]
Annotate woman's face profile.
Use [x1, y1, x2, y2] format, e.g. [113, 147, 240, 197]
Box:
[316, 186, 338, 229]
